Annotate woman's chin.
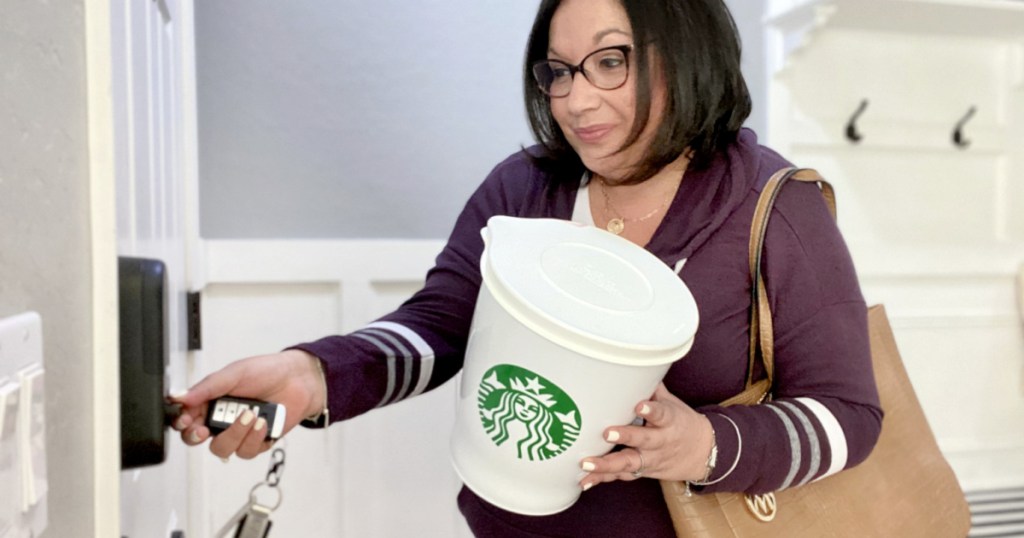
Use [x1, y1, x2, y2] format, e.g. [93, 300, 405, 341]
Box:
[586, 164, 631, 183]
[578, 154, 624, 179]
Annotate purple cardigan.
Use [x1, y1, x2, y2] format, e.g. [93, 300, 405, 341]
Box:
[294, 129, 882, 537]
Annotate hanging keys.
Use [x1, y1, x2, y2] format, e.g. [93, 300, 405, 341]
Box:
[214, 500, 255, 538]
[234, 503, 274, 538]
[214, 495, 280, 538]
[214, 448, 287, 538]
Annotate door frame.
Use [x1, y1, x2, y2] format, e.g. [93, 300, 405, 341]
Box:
[84, 1, 120, 536]
[177, 2, 208, 534]
[85, 1, 203, 535]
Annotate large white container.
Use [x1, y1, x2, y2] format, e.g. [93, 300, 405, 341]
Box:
[450, 216, 700, 515]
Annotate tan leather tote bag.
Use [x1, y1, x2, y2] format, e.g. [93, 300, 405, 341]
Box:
[660, 168, 972, 537]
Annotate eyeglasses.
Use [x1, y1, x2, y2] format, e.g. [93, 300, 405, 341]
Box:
[531, 44, 633, 98]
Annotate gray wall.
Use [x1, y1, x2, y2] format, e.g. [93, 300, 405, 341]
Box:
[0, 1, 97, 536]
[729, 0, 768, 138]
[197, 1, 766, 239]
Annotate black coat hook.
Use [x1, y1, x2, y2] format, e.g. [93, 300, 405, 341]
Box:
[953, 106, 977, 149]
[846, 99, 868, 144]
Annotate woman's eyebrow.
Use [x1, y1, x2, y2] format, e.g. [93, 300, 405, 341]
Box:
[547, 28, 632, 58]
[594, 28, 631, 43]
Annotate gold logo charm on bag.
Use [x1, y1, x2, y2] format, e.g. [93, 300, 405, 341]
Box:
[744, 492, 777, 522]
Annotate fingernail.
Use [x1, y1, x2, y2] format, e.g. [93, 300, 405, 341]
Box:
[639, 404, 651, 415]
[254, 417, 266, 431]
[168, 388, 188, 400]
[189, 431, 201, 444]
[582, 482, 593, 492]
[174, 416, 187, 430]
[240, 410, 254, 426]
[220, 457, 230, 464]
[606, 430, 620, 442]
[581, 461, 595, 472]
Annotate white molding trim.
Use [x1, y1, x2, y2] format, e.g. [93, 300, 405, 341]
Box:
[851, 245, 1024, 278]
[764, 0, 832, 79]
[176, 2, 208, 536]
[85, 1, 120, 536]
[946, 444, 1024, 492]
[179, 2, 205, 292]
[204, 239, 446, 284]
[887, 315, 1022, 330]
[766, 0, 1024, 82]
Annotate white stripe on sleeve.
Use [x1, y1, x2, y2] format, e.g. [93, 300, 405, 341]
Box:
[352, 332, 397, 407]
[365, 321, 435, 398]
[795, 397, 848, 480]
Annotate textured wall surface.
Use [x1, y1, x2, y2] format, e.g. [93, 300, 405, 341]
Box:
[0, 0, 97, 535]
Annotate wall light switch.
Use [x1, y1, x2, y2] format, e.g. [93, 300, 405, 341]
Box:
[0, 381, 20, 537]
[17, 367, 46, 513]
[0, 312, 42, 376]
[0, 313, 46, 536]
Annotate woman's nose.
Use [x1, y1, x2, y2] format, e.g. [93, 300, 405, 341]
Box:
[565, 72, 601, 115]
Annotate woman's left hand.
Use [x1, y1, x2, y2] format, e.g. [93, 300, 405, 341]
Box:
[578, 383, 714, 490]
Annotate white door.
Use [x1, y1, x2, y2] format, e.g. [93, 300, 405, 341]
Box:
[110, 0, 202, 535]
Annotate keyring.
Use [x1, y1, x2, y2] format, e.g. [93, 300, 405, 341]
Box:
[249, 481, 283, 511]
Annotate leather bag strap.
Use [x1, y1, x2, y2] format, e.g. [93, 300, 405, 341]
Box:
[720, 167, 834, 407]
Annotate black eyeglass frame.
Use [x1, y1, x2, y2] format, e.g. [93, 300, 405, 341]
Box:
[531, 44, 635, 98]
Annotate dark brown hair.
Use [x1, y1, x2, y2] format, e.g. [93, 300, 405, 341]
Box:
[523, 0, 752, 184]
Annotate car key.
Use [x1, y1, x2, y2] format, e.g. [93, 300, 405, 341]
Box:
[205, 396, 286, 440]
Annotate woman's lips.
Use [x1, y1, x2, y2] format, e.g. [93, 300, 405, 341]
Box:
[573, 124, 613, 143]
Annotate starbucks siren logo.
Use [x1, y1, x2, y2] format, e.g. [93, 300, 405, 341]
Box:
[477, 364, 581, 461]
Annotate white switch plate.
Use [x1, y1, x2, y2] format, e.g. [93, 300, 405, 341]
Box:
[18, 366, 47, 510]
[0, 312, 42, 378]
[0, 382, 20, 537]
[0, 312, 46, 537]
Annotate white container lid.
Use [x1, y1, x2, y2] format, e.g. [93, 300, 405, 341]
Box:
[480, 216, 699, 366]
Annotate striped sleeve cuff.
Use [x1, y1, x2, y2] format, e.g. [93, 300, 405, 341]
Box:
[762, 397, 849, 489]
[353, 321, 436, 408]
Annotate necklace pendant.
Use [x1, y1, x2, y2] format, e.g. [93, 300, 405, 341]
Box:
[606, 218, 625, 235]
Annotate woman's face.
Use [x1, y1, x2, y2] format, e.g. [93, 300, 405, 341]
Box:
[547, 0, 664, 182]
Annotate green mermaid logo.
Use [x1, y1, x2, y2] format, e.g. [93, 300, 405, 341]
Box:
[477, 364, 581, 461]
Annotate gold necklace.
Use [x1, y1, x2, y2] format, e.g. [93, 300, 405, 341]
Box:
[598, 179, 673, 235]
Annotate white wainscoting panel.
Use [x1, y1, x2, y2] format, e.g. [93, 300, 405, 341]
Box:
[200, 240, 476, 537]
[200, 230, 1024, 535]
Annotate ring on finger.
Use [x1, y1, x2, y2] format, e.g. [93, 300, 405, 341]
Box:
[632, 449, 646, 479]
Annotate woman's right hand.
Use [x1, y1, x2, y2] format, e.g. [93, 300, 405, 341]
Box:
[170, 349, 325, 459]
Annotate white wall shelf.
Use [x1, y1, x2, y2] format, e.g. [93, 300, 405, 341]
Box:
[768, 0, 1024, 45]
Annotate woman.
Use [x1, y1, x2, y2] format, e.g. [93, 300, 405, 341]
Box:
[173, 0, 882, 535]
